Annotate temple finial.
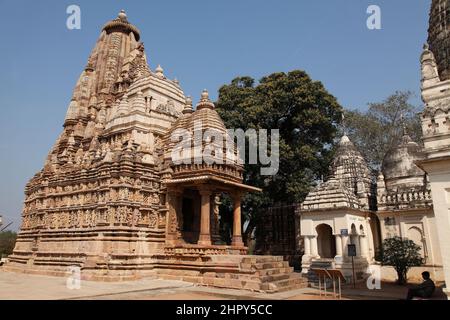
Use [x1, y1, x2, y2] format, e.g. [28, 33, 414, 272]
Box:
[196, 89, 215, 110]
[183, 96, 194, 114]
[201, 89, 209, 101]
[118, 9, 127, 21]
[155, 65, 164, 78]
[341, 112, 348, 136]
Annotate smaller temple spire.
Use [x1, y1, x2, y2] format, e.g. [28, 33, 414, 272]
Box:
[339, 134, 351, 145]
[118, 94, 130, 115]
[196, 89, 215, 110]
[155, 65, 165, 78]
[132, 91, 146, 113]
[421, 42, 441, 88]
[183, 96, 194, 114]
[341, 112, 348, 136]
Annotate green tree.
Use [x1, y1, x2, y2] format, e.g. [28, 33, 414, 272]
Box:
[379, 236, 424, 285]
[343, 91, 422, 172]
[0, 231, 17, 258]
[216, 71, 343, 244]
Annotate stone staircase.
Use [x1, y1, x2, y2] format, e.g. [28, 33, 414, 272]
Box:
[154, 254, 308, 293]
[237, 256, 308, 293]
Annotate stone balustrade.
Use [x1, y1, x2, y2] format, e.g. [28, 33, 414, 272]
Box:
[378, 189, 433, 209]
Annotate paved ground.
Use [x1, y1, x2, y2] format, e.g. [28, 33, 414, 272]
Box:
[0, 269, 446, 300]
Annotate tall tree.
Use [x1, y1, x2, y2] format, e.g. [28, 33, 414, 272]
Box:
[343, 91, 422, 172]
[216, 71, 343, 244]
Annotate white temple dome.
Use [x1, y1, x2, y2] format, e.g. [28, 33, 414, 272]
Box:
[382, 133, 426, 191]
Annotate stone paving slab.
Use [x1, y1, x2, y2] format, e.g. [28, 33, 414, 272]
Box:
[0, 269, 333, 300]
[2, 269, 445, 300]
[0, 269, 193, 300]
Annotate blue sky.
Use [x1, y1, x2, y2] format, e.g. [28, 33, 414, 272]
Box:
[0, 0, 431, 230]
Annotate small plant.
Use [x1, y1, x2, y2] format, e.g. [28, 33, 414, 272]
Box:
[378, 236, 424, 285]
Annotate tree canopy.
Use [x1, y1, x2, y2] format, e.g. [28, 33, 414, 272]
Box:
[343, 91, 422, 173]
[215, 71, 343, 243]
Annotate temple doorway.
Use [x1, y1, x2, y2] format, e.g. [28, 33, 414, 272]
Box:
[181, 189, 200, 244]
[316, 224, 336, 258]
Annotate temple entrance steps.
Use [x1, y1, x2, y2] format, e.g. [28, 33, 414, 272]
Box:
[154, 254, 308, 293]
[238, 256, 308, 293]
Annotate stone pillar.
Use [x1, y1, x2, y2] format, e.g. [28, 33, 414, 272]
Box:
[232, 192, 244, 247]
[335, 235, 343, 257]
[360, 235, 369, 259]
[198, 188, 212, 246]
[311, 236, 319, 257]
[304, 236, 311, 256]
[341, 235, 349, 257]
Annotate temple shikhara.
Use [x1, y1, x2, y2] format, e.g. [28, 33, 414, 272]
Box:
[418, 0, 450, 297]
[4, 10, 306, 293]
[4, 0, 450, 298]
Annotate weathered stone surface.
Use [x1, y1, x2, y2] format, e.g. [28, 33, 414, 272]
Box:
[382, 133, 426, 191]
[420, 0, 450, 298]
[428, 0, 450, 81]
[155, 255, 307, 293]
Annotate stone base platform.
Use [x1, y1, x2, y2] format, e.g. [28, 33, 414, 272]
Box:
[153, 254, 308, 293]
[4, 246, 307, 293]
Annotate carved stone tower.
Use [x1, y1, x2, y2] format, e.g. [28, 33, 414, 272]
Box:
[418, 0, 450, 299]
[4, 11, 306, 293]
[428, 0, 450, 81]
[6, 11, 187, 279]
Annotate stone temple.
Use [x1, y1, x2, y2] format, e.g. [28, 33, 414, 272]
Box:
[256, 1, 449, 286]
[419, 0, 450, 298]
[299, 129, 443, 283]
[5, 1, 450, 298]
[297, 0, 450, 293]
[259, 0, 450, 289]
[5, 11, 306, 292]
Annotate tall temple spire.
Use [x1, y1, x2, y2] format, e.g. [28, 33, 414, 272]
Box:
[102, 9, 140, 40]
[428, 0, 450, 81]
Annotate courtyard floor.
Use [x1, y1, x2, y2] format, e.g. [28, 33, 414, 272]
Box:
[0, 269, 446, 300]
